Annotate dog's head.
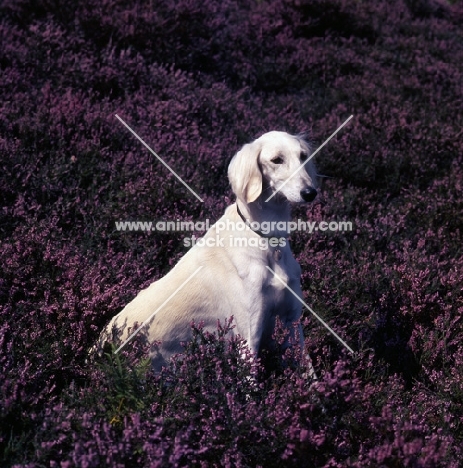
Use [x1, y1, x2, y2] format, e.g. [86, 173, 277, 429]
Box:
[228, 131, 318, 204]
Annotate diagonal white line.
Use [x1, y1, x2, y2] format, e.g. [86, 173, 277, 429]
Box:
[265, 114, 354, 202]
[266, 266, 355, 354]
[115, 266, 204, 354]
[115, 114, 204, 203]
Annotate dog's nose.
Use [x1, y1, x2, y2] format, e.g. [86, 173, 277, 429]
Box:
[300, 187, 317, 202]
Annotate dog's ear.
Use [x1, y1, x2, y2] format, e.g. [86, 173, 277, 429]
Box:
[228, 141, 262, 203]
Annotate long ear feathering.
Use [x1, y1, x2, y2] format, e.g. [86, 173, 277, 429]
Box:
[228, 140, 263, 203]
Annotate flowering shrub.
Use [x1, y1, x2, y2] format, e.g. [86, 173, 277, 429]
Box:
[1, 0, 462, 466]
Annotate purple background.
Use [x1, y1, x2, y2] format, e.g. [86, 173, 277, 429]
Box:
[1, 0, 462, 466]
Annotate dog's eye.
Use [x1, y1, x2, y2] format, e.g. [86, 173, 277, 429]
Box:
[271, 156, 284, 164]
[300, 152, 308, 162]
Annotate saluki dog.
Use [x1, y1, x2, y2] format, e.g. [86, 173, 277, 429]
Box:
[97, 131, 318, 374]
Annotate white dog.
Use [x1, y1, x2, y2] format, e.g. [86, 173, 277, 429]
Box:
[97, 131, 318, 373]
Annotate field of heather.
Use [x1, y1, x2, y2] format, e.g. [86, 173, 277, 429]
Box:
[1, 0, 462, 466]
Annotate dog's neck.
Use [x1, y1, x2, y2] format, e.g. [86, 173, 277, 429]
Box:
[236, 197, 292, 238]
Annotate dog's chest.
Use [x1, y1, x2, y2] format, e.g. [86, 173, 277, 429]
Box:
[230, 239, 301, 295]
[265, 245, 301, 288]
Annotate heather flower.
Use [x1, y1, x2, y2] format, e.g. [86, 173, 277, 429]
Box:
[1, 0, 462, 465]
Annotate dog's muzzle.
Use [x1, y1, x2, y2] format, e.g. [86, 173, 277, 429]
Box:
[300, 187, 317, 202]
